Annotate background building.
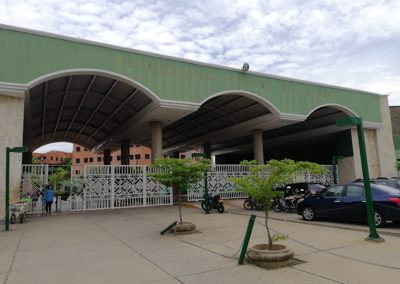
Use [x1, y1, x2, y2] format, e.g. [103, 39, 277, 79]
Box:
[72, 144, 151, 175]
[32, 151, 71, 165]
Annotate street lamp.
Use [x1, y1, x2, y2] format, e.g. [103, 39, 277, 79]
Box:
[241, 63, 250, 72]
[336, 117, 383, 242]
[5, 146, 27, 231]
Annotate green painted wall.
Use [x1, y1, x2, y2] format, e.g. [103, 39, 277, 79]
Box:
[0, 27, 382, 122]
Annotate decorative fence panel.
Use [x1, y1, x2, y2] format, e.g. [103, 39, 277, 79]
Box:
[20, 164, 48, 214]
[84, 166, 112, 210]
[187, 171, 248, 201]
[83, 165, 173, 210]
[146, 166, 174, 207]
[187, 164, 336, 201]
[70, 175, 84, 212]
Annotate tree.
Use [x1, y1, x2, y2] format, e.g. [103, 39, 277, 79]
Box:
[229, 159, 326, 250]
[49, 167, 69, 189]
[150, 157, 210, 224]
[32, 156, 40, 163]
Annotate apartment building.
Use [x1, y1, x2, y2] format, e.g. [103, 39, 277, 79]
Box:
[71, 144, 152, 167]
[32, 151, 72, 165]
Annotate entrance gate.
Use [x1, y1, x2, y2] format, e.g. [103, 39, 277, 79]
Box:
[70, 165, 173, 211]
[21, 164, 335, 212]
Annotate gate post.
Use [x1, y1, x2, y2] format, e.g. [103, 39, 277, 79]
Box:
[83, 165, 87, 211]
[143, 166, 147, 206]
[45, 164, 49, 188]
[111, 165, 115, 209]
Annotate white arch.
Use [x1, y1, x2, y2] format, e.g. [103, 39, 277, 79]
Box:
[306, 103, 359, 118]
[26, 68, 161, 104]
[200, 90, 282, 116]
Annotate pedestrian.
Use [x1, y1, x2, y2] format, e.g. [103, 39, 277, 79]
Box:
[44, 185, 55, 215]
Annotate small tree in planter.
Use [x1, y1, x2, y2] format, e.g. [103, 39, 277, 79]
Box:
[150, 157, 210, 231]
[229, 159, 326, 266]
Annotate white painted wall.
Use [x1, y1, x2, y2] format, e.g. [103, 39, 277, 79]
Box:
[344, 95, 397, 183]
[0, 94, 24, 221]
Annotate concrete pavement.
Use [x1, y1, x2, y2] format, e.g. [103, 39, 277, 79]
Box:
[1, 204, 400, 284]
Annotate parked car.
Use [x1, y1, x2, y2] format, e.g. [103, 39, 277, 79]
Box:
[297, 183, 400, 227]
[275, 182, 326, 197]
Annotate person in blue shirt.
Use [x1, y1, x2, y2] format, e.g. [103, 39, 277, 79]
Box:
[44, 185, 55, 215]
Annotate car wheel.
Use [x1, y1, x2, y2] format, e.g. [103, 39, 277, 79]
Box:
[217, 204, 224, 213]
[302, 207, 315, 221]
[243, 200, 253, 210]
[374, 211, 386, 228]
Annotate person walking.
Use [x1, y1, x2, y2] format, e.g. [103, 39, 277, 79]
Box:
[44, 185, 55, 215]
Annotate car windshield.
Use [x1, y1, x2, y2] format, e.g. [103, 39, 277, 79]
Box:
[371, 184, 400, 196]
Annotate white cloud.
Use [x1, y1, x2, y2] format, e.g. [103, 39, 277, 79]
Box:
[34, 143, 73, 153]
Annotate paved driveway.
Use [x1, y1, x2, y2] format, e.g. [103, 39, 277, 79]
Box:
[2, 204, 400, 284]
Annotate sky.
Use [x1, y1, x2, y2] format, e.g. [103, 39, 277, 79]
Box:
[1, 0, 399, 153]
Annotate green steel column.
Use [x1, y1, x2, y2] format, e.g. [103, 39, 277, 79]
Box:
[356, 123, 380, 240]
[120, 139, 130, 165]
[332, 156, 337, 184]
[22, 151, 32, 164]
[5, 147, 10, 231]
[103, 149, 111, 165]
[203, 143, 211, 159]
[204, 172, 210, 214]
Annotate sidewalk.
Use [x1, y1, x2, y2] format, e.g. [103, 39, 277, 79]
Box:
[1, 205, 400, 284]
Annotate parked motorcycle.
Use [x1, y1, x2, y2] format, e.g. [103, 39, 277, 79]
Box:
[243, 197, 263, 210]
[201, 194, 224, 213]
[272, 194, 303, 212]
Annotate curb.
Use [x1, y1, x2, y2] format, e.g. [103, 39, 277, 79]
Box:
[229, 211, 400, 238]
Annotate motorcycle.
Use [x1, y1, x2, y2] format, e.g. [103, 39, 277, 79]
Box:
[272, 194, 303, 212]
[201, 194, 224, 213]
[243, 197, 263, 210]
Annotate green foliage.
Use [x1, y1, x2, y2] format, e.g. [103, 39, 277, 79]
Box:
[150, 157, 211, 223]
[271, 234, 288, 242]
[229, 159, 326, 211]
[229, 159, 326, 249]
[49, 167, 69, 188]
[150, 158, 211, 192]
[396, 161, 400, 171]
[63, 157, 72, 167]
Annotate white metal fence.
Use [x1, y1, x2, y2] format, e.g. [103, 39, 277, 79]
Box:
[21, 164, 48, 214]
[187, 164, 335, 201]
[21, 164, 335, 212]
[70, 165, 173, 211]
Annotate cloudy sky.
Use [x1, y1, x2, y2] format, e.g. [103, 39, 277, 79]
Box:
[1, 0, 399, 153]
